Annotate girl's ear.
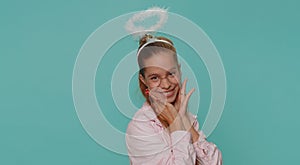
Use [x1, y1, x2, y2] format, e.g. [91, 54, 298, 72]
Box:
[139, 74, 146, 86]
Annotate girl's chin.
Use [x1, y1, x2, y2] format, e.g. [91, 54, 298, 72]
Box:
[166, 95, 177, 104]
[164, 88, 179, 104]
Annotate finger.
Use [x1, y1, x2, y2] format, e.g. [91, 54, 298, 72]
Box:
[150, 87, 166, 103]
[174, 88, 181, 105]
[151, 100, 159, 112]
[149, 92, 158, 104]
[150, 86, 163, 94]
[155, 87, 164, 93]
[180, 79, 188, 106]
[182, 88, 195, 108]
[157, 115, 166, 123]
[156, 99, 166, 109]
[149, 93, 163, 109]
[162, 103, 174, 111]
[180, 78, 188, 96]
[152, 96, 167, 114]
[152, 100, 164, 115]
[149, 87, 158, 98]
[149, 88, 164, 102]
[152, 95, 166, 107]
[174, 92, 181, 111]
[166, 103, 177, 114]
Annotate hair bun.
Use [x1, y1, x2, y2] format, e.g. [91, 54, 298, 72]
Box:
[138, 34, 175, 49]
[139, 34, 154, 47]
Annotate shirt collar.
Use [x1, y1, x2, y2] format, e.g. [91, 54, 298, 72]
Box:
[141, 102, 163, 128]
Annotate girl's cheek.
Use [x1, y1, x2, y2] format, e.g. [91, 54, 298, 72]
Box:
[149, 84, 157, 89]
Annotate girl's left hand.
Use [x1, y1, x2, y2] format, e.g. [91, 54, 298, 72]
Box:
[174, 78, 195, 117]
[174, 78, 196, 131]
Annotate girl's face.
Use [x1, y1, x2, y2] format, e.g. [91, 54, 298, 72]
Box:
[139, 51, 181, 103]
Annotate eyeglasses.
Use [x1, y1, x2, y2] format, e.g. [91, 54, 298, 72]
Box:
[146, 71, 180, 87]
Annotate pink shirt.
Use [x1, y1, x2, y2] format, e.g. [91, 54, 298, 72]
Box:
[126, 102, 223, 165]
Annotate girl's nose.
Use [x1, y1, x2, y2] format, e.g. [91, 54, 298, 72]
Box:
[160, 78, 171, 89]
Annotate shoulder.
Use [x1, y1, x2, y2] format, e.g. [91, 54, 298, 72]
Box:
[126, 102, 158, 136]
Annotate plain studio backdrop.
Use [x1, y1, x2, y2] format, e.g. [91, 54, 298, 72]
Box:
[0, 0, 299, 164]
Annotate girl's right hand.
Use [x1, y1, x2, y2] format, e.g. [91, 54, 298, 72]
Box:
[149, 87, 184, 132]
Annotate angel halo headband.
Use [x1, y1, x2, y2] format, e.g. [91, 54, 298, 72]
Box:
[136, 34, 174, 58]
[124, 7, 173, 58]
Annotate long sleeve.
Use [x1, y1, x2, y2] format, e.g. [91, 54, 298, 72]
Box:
[126, 111, 196, 165]
[191, 117, 223, 165]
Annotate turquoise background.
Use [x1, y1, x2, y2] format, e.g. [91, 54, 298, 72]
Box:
[1, 0, 299, 164]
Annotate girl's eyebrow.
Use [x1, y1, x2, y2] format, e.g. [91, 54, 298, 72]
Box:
[146, 67, 177, 78]
[147, 73, 158, 78]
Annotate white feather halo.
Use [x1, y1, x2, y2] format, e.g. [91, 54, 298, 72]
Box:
[125, 7, 168, 39]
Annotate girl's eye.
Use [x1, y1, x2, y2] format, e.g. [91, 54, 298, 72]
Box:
[169, 72, 176, 76]
[150, 76, 159, 81]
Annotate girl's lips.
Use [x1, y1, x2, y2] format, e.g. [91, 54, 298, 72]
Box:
[163, 89, 175, 97]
